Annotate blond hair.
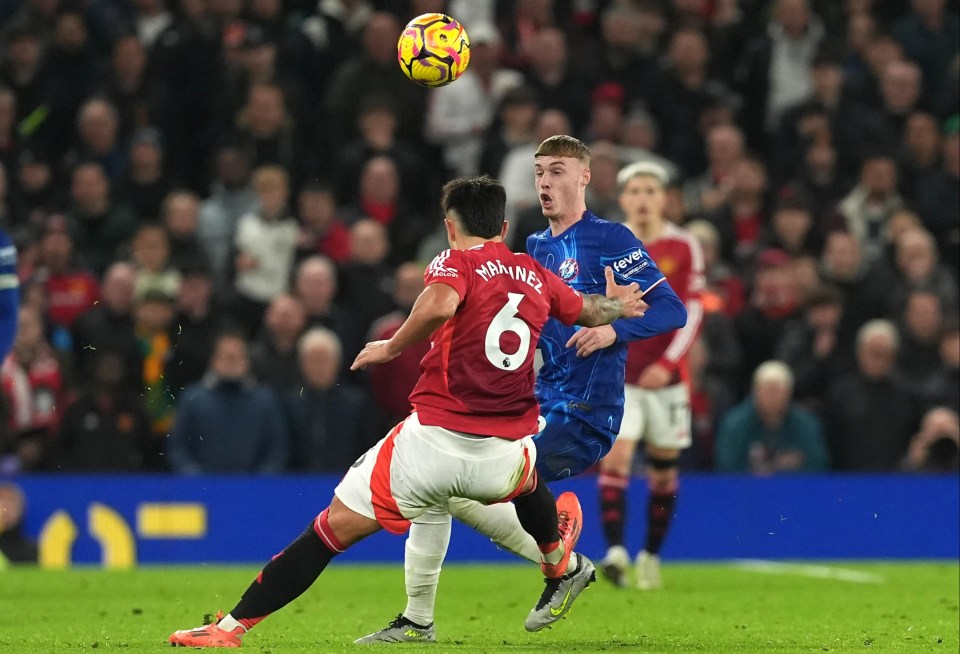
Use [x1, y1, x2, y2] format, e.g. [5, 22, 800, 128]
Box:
[535, 135, 591, 164]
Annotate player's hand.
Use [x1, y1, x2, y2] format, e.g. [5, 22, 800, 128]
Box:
[350, 340, 399, 370]
[566, 325, 618, 358]
[637, 363, 671, 389]
[603, 266, 646, 318]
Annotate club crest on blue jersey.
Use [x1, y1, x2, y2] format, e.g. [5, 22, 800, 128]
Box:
[558, 258, 579, 281]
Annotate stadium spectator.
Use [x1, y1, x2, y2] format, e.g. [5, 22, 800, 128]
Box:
[334, 94, 426, 208]
[736, 0, 826, 149]
[133, 288, 176, 468]
[367, 262, 427, 431]
[161, 190, 208, 271]
[66, 161, 136, 276]
[837, 154, 904, 264]
[100, 35, 159, 144]
[902, 407, 960, 473]
[715, 360, 829, 473]
[522, 27, 591, 133]
[337, 219, 393, 339]
[33, 225, 99, 343]
[197, 145, 258, 291]
[118, 128, 175, 222]
[774, 285, 851, 411]
[892, 0, 960, 105]
[63, 98, 127, 183]
[284, 327, 368, 472]
[477, 85, 539, 179]
[424, 23, 521, 178]
[0, 482, 37, 563]
[228, 82, 311, 188]
[898, 112, 943, 203]
[735, 249, 800, 390]
[582, 82, 626, 145]
[888, 228, 958, 314]
[13, 146, 59, 228]
[652, 28, 722, 175]
[824, 319, 921, 471]
[820, 231, 891, 348]
[1, 306, 62, 471]
[342, 155, 428, 266]
[782, 137, 850, 228]
[583, 141, 623, 222]
[131, 224, 181, 301]
[686, 123, 745, 219]
[70, 261, 139, 381]
[168, 263, 225, 394]
[54, 348, 151, 471]
[293, 256, 359, 373]
[293, 182, 350, 264]
[576, 2, 662, 106]
[897, 289, 945, 386]
[249, 293, 306, 392]
[231, 165, 298, 336]
[763, 197, 820, 259]
[167, 331, 287, 474]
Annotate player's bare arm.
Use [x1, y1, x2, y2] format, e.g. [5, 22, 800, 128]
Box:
[351, 283, 460, 370]
[576, 267, 647, 327]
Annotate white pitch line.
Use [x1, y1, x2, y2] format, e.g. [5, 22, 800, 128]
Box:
[733, 559, 885, 584]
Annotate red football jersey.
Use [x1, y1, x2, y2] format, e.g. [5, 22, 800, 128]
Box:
[624, 222, 705, 383]
[410, 241, 583, 439]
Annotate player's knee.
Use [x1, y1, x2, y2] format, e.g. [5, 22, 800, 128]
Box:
[645, 463, 679, 493]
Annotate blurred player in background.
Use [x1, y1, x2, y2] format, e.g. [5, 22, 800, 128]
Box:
[169, 175, 650, 648]
[598, 162, 704, 590]
[0, 228, 18, 360]
[359, 136, 687, 643]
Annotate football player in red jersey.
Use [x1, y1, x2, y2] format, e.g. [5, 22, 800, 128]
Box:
[168, 176, 649, 648]
[594, 162, 705, 589]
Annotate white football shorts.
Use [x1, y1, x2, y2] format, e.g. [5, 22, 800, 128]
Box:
[335, 412, 537, 534]
[617, 382, 692, 450]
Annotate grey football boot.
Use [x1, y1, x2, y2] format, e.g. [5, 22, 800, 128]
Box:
[524, 553, 597, 632]
[354, 614, 436, 644]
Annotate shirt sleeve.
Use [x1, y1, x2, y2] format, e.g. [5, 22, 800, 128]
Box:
[536, 260, 583, 325]
[423, 249, 469, 301]
[598, 224, 687, 343]
[657, 233, 705, 371]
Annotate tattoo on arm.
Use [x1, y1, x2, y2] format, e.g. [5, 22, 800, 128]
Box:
[577, 295, 623, 327]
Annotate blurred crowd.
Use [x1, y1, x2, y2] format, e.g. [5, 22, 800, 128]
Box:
[0, 0, 957, 477]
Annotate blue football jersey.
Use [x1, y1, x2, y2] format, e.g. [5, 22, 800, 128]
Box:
[526, 211, 681, 434]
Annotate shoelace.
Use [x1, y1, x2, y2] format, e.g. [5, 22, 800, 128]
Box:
[558, 510, 572, 539]
[386, 614, 407, 629]
[535, 577, 563, 611]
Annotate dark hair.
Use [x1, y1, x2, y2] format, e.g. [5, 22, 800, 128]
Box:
[806, 284, 843, 309]
[440, 175, 506, 239]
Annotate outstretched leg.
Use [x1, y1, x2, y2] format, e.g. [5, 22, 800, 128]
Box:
[169, 497, 379, 648]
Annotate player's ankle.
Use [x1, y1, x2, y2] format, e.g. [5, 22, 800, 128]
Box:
[216, 614, 247, 633]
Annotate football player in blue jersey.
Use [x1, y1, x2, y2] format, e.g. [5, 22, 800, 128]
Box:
[0, 228, 19, 360]
[357, 137, 686, 643]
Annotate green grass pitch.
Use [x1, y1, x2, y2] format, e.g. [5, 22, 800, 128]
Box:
[0, 562, 956, 653]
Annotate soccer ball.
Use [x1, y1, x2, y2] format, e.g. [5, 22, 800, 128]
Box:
[397, 13, 471, 88]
